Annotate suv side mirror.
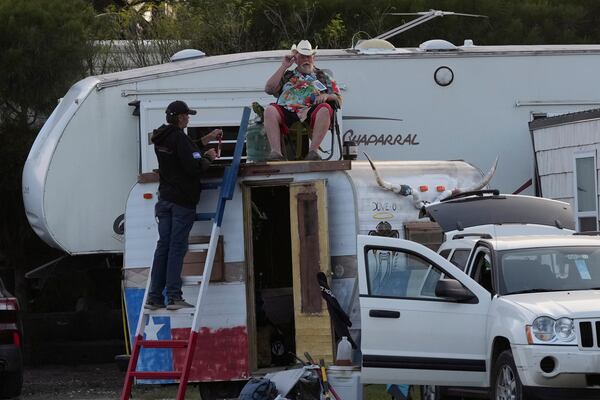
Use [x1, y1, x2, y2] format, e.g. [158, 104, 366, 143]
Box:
[435, 278, 477, 303]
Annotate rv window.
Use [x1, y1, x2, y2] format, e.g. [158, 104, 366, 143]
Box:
[187, 125, 242, 163]
[365, 247, 445, 300]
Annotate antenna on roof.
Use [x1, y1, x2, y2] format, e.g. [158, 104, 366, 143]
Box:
[375, 9, 488, 41]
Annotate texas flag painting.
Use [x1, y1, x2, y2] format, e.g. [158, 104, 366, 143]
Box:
[124, 284, 249, 384]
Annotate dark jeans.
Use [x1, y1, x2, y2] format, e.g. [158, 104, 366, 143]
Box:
[148, 199, 196, 303]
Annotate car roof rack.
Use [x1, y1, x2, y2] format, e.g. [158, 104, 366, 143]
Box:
[573, 231, 600, 236]
[452, 233, 493, 240]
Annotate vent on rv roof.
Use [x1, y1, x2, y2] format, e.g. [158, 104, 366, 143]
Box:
[170, 49, 206, 62]
[419, 39, 458, 51]
[355, 38, 395, 50]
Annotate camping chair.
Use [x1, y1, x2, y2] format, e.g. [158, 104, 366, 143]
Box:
[283, 100, 342, 161]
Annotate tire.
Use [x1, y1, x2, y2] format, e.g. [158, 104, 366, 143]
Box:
[0, 368, 23, 399]
[491, 350, 526, 400]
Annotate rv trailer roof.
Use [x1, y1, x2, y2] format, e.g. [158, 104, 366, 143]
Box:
[95, 44, 600, 89]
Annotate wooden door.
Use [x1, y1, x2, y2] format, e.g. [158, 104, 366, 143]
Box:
[289, 180, 333, 362]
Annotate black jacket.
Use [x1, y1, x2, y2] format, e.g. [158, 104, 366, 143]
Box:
[151, 124, 211, 209]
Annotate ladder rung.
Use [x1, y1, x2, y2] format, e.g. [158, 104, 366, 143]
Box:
[196, 213, 215, 221]
[208, 139, 238, 144]
[188, 243, 209, 252]
[182, 275, 203, 285]
[216, 156, 247, 160]
[144, 308, 196, 316]
[139, 339, 188, 349]
[131, 371, 181, 380]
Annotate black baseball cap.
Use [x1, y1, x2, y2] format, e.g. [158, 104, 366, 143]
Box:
[165, 100, 197, 116]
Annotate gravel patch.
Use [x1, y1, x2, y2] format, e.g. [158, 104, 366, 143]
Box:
[19, 363, 201, 400]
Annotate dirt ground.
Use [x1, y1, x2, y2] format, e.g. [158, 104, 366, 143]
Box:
[19, 363, 201, 400]
[17, 363, 398, 400]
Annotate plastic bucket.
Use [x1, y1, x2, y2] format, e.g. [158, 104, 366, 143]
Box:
[327, 365, 362, 400]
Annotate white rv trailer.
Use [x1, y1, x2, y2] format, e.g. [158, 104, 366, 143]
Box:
[21, 40, 600, 256]
[122, 153, 486, 385]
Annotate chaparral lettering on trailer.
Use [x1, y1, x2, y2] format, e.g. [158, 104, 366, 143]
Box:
[343, 129, 420, 146]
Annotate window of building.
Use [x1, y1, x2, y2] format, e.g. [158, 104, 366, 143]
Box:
[574, 152, 598, 232]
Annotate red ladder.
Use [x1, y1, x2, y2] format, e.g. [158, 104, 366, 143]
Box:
[120, 277, 203, 400]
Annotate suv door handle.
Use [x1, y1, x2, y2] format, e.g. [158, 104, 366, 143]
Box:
[369, 309, 400, 318]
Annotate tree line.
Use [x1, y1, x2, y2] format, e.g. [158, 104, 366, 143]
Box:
[2, 0, 600, 308]
[88, 0, 600, 73]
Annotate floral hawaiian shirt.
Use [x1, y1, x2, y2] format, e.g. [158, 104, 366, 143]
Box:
[276, 68, 340, 119]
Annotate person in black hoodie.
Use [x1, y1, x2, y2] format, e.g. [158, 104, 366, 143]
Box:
[145, 100, 221, 311]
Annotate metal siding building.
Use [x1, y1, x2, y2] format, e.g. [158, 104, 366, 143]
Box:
[530, 109, 600, 231]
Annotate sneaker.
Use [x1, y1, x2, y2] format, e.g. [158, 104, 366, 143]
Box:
[304, 150, 322, 161]
[266, 151, 285, 161]
[144, 301, 165, 310]
[166, 299, 194, 310]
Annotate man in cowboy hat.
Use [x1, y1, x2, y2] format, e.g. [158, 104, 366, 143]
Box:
[264, 39, 342, 161]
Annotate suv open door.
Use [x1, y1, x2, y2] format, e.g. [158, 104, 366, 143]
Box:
[357, 235, 491, 387]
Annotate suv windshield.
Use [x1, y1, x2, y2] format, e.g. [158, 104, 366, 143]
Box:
[498, 246, 600, 295]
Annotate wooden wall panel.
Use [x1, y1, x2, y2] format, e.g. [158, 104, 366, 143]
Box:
[290, 180, 333, 363]
[297, 192, 322, 313]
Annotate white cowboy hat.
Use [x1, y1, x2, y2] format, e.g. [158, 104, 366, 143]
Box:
[291, 40, 317, 56]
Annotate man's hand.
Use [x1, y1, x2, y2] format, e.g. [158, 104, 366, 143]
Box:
[315, 93, 330, 104]
[204, 148, 217, 161]
[201, 129, 223, 146]
[208, 128, 223, 141]
[282, 53, 295, 68]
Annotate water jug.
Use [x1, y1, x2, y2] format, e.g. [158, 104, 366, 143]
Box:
[335, 336, 352, 366]
[246, 120, 271, 162]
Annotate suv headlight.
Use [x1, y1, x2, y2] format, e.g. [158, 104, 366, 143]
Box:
[555, 317, 576, 342]
[532, 316, 556, 341]
[526, 316, 576, 345]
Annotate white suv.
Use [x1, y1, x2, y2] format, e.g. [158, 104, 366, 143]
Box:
[357, 193, 600, 400]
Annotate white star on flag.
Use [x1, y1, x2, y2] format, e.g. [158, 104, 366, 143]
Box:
[144, 317, 165, 340]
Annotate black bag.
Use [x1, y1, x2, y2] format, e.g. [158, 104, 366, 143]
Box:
[238, 377, 278, 400]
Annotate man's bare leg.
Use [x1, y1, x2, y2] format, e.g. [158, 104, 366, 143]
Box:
[264, 105, 284, 155]
[309, 107, 330, 152]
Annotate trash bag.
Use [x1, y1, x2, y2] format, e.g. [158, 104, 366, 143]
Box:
[317, 272, 357, 348]
[239, 377, 278, 400]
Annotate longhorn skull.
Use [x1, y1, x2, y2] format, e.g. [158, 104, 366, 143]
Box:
[364, 153, 498, 209]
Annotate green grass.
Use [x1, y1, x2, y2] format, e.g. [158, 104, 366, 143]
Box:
[364, 384, 390, 399]
[364, 384, 422, 400]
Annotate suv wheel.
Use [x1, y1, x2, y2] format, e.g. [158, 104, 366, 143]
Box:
[0, 367, 23, 399]
[492, 350, 525, 400]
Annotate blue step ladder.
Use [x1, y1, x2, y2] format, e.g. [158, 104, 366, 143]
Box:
[121, 107, 251, 400]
